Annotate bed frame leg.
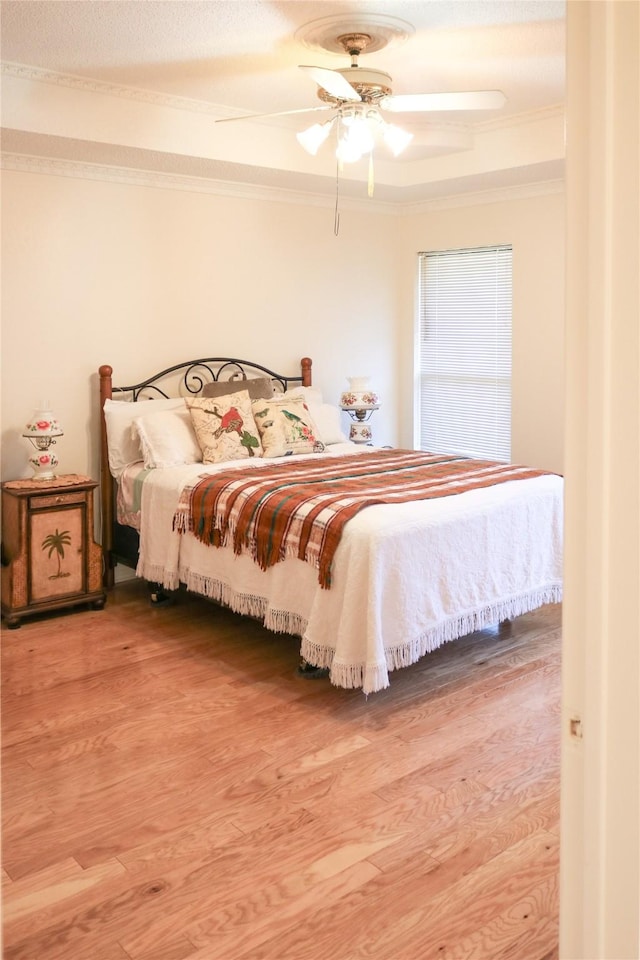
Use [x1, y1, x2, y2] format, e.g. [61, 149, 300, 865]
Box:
[296, 659, 329, 680]
[148, 582, 173, 606]
[104, 562, 115, 591]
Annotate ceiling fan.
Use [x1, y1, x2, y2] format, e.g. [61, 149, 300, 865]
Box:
[215, 31, 506, 162]
[216, 25, 506, 215]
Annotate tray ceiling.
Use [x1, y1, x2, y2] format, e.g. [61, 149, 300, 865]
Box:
[0, 1, 566, 205]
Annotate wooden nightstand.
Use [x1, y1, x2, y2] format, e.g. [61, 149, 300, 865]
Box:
[1, 474, 106, 628]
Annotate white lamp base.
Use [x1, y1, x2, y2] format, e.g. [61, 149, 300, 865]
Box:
[28, 453, 59, 480]
[349, 422, 373, 444]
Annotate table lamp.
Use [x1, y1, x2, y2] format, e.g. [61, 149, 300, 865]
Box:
[23, 404, 63, 479]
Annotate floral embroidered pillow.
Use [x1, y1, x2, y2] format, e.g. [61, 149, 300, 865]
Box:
[186, 391, 262, 463]
[251, 397, 325, 458]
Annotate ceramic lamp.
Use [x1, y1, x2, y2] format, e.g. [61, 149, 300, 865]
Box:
[22, 405, 63, 480]
[340, 376, 380, 444]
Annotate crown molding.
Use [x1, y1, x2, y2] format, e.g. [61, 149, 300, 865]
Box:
[401, 177, 564, 215]
[1, 152, 563, 213]
[475, 103, 565, 132]
[0, 152, 402, 214]
[0, 60, 224, 116]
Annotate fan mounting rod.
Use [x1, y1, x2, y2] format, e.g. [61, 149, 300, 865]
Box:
[316, 33, 393, 105]
[337, 33, 373, 63]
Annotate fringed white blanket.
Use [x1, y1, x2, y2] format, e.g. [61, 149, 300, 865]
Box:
[132, 446, 563, 694]
[173, 451, 552, 589]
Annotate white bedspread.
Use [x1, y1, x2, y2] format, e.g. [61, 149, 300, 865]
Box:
[130, 446, 563, 693]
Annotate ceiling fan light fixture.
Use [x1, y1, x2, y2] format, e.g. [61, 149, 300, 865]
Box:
[336, 133, 365, 164]
[383, 122, 413, 156]
[297, 102, 412, 165]
[340, 104, 381, 128]
[296, 118, 335, 155]
[338, 110, 377, 160]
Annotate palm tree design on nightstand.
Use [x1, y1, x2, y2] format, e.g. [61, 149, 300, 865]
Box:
[41, 528, 72, 580]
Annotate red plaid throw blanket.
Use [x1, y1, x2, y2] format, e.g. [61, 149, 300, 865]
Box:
[173, 450, 549, 588]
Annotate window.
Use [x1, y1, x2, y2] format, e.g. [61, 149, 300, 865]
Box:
[416, 244, 512, 461]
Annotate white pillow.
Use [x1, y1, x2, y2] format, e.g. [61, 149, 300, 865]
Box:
[311, 403, 349, 445]
[132, 408, 202, 469]
[103, 397, 186, 476]
[285, 385, 324, 406]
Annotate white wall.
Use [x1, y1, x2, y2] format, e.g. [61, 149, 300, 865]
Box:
[400, 187, 565, 474]
[1, 167, 565, 495]
[0, 170, 400, 484]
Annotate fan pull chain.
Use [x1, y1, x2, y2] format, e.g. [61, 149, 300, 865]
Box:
[334, 157, 341, 236]
[368, 152, 375, 198]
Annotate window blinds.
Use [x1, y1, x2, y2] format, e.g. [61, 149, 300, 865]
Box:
[417, 244, 512, 462]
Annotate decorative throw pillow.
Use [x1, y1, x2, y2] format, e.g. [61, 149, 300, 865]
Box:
[132, 408, 202, 468]
[202, 376, 273, 400]
[251, 397, 324, 458]
[284, 387, 347, 445]
[186, 391, 263, 463]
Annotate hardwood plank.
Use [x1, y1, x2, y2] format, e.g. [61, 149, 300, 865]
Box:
[9, 807, 364, 960]
[3, 857, 126, 924]
[133, 936, 202, 960]
[3, 934, 131, 960]
[4, 748, 274, 878]
[239, 830, 559, 959]
[1, 581, 562, 960]
[366, 772, 558, 875]
[184, 859, 382, 959]
[376, 830, 560, 960]
[438, 873, 559, 959]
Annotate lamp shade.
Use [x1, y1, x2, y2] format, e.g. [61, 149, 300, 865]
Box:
[383, 123, 414, 157]
[23, 406, 63, 439]
[296, 119, 334, 156]
[340, 376, 380, 411]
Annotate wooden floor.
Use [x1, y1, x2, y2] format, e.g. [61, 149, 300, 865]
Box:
[2, 580, 561, 960]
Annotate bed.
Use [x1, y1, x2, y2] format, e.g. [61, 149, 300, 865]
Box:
[99, 356, 563, 694]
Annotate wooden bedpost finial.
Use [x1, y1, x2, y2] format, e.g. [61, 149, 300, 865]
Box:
[301, 357, 312, 387]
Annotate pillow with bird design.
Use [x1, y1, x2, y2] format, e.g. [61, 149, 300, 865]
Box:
[251, 397, 325, 458]
[185, 391, 263, 463]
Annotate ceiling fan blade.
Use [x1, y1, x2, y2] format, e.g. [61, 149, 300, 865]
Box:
[299, 65, 361, 102]
[381, 90, 507, 113]
[215, 105, 333, 124]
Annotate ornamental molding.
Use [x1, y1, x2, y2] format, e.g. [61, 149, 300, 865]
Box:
[1, 151, 563, 212]
[403, 178, 564, 215]
[0, 60, 224, 116]
[476, 103, 565, 133]
[0, 152, 400, 214]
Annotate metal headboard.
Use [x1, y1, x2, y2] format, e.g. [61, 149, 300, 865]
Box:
[107, 356, 312, 401]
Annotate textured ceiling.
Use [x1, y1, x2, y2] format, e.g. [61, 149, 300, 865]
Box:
[0, 0, 566, 203]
